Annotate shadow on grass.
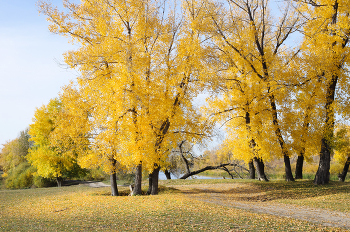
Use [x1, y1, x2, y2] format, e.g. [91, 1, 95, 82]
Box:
[90, 185, 181, 196]
[174, 180, 350, 202]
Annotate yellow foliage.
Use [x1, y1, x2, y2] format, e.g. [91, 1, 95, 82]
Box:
[38, 0, 213, 175]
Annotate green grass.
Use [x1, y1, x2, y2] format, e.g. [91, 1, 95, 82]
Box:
[0, 179, 348, 231]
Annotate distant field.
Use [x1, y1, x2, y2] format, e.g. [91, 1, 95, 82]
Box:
[1, 179, 349, 231]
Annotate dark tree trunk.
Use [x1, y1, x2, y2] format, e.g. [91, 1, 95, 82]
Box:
[164, 169, 171, 179]
[284, 155, 294, 181]
[314, 75, 338, 185]
[268, 94, 294, 182]
[146, 173, 153, 195]
[248, 160, 255, 179]
[314, 1, 341, 184]
[133, 163, 142, 195]
[179, 163, 246, 179]
[253, 157, 268, 181]
[338, 157, 350, 182]
[150, 166, 160, 195]
[179, 141, 191, 174]
[314, 138, 331, 184]
[110, 173, 119, 196]
[295, 155, 304, 179]
[56, 177, 63, 187]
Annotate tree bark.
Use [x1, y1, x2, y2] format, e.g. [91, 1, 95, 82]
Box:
[164, 169, 171, 179]
[179, 141, 191, 174]
[133, 163, 142, 195]
[110, 172, 119, 196]
[150, 166, 160, 195]
[314, 75, 338, 185]
[146, 173, 153, 195]
[56, 176, 63, 187]
[314, 0, 342, 185]
[268, 94, 294, 181]
[283, 155, 294, 181]
[338, 157, 350, 182]
[314, 138, 331, 184]
[179, 163, 246, 179]
[295, 154, 304, 179]
[253, 157, 268, 181]
[248, 160, 255, 179]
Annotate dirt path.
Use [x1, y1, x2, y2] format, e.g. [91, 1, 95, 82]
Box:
[172, 183, 350, 230]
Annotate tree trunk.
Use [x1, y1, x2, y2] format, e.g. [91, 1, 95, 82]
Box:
[180, 163, 247, 179]
[314, 75, 338, 185]
[56, 176, 63, 187]
[150, 166, 160, 195]
[248, 160, 255, 179]
[133, 163, 142, 195]
[268, 94, 295, 182]
[253, 157, 268, 181]
[164, 169, 171, 179]
[338, 157, 350, 182]
[295, 154, 304, 179]
[283, 155, 294, 181]
[110, 173, 119, 196]
[314, 139, 331, 184]
[146, 173, 153, 195]
[179, 141, 191, 174]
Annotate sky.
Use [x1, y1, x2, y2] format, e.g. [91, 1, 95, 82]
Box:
[0, 0, 77, 148]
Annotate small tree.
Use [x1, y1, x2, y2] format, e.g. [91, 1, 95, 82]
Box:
[27, 98, 84, 187]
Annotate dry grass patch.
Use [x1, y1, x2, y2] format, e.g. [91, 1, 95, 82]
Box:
[0, 183, 343, 231]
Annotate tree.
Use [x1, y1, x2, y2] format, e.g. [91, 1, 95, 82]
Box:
[53, 84, 121, 195]
[198, 0, 303, 181]
[0, 129, 35, 189]
[334, 125, 350, 182]
[297, 0, 350, 184]
[39, 0, 212, 195]
[27, 98, 84, 187]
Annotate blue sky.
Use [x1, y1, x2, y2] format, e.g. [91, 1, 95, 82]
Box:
[0, 0, 76, 148]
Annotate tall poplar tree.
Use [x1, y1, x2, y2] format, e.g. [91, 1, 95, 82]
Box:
[39, 0, 210, 194]
[198, 0, 302, 181]
[297, 0, 350, 184]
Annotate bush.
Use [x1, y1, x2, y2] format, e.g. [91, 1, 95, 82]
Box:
[5, 162, 34, 189]
[33, 176, 56, 188]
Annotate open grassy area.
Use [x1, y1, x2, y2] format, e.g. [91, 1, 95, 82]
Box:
[0, 179, 348, 231]
[255, 180, 350, 213]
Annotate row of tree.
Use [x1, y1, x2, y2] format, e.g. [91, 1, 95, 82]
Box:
[2, 0, 349, 194]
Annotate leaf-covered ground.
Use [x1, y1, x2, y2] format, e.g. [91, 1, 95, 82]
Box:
[0, 179, 348, 231]
[168, 180, 350, 229]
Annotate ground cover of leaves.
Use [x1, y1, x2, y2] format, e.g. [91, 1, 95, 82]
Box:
[0, 179, 348, 231]
[167, 180, 350, 230]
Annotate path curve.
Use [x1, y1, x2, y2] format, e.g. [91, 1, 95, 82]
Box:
[195, 196, 350, 229]
[172, 184, 350, 230]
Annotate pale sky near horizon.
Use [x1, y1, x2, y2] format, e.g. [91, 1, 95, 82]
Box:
[0, 0, 77, 148]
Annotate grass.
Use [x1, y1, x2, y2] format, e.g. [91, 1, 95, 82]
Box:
[199, 169, 350, 181]
[0, 179, 349, 231]
[254, 180, 350, 213]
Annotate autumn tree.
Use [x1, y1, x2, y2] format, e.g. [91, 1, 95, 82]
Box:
[334, 125, 350, 182]
[0, 129, 36, 189]
[197, 0, 303, 181]
[27, 98, 85, 187]
[51, 84, 121, 196]
[297, 0, 350, 184]
[38, 0, 212, 195]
